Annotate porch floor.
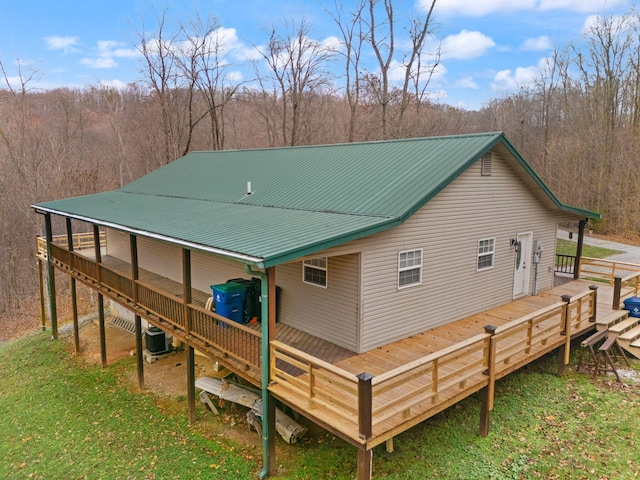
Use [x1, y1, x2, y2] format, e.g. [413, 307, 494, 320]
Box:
[99, 255, 357, 369]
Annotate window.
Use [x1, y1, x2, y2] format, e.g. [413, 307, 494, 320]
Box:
[481, 152, 492, 176]
[303, 258, 327, 288]
[477, 238, 495, 270]
[398, 249, 422, 288]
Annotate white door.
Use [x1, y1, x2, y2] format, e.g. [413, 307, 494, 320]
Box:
[513, 232, 533, 298]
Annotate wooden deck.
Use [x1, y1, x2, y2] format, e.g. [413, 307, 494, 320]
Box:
[269, 279, 610, 449]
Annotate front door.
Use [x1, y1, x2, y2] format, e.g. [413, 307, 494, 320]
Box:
[513, 232, 533, 298]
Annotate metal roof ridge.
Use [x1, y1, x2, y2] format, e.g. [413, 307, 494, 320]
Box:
[116, 190, 397, 220]
[187, 132, 504, 155]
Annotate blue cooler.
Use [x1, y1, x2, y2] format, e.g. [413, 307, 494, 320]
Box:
[211, 282, 247, 324]
[623, 296, 640, 318]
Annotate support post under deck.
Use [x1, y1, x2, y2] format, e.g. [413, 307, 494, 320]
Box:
[44, 213, 58, 339]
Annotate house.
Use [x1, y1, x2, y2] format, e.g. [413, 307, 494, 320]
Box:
[33, 132, 601, 479]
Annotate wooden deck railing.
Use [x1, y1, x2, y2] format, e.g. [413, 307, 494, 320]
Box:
[36, 232, 105, 259]
[555, 254, 576, 274]
[40, 234, 262, 374]
[270, 340, 359, 426]
[577, 257, 640, 309]
[578, 257, 640, 284]
[270, 288, 597, 444]
[370, 333, 490, 429]
[613, 271, 640, 310]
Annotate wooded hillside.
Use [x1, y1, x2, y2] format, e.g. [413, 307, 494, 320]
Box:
[1, 4, 639, 330]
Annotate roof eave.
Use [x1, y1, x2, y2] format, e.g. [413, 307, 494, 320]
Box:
[31, 204, 267, 268]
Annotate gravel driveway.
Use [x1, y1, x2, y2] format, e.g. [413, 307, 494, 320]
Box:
[557, 229, 640, 265]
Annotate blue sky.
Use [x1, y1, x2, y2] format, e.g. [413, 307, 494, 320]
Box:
[0, 0, 630, 110]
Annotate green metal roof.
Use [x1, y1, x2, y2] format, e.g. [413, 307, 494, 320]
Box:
[33, 132, 599, 267]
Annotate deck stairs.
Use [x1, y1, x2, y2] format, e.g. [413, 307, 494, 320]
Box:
[597, 310, 640, 360]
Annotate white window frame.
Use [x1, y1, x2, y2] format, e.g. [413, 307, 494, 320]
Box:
[398, 249, 423, 289]
[303, 257, 328, 288]
[477, 238, 496, 271]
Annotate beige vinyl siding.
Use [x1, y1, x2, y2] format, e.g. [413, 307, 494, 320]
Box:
[104, 229, 251, 295]
[276, 254, 360, 351]
[311, 150, 576, 352]
[355, 151, 570, 351]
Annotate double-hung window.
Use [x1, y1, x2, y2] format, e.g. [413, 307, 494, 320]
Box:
[398, 249, 422, 288]
[303, 258, 327, 288]
[477, 238, 495, 271]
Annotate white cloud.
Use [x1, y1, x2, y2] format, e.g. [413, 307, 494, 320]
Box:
[427, 0, 619, 16]
[44, 35, 79, 54]
[492, 65, 538, 90]
[455, 76, 479, 89]
[98, 79, 128, 90]
[538, 0, 620, 13]
[80, 57, 117, 69]
[441, 30, 495, 60]
[80, 40, 139, 69]
[521, 36, 552, 51]
[430, 0, 535, 17]
[227, 70, 243, 82]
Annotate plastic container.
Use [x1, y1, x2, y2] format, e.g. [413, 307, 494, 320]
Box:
[215, 303, 243, 324]
[211, 282, 247, 305]
[623, 296, 640, 318]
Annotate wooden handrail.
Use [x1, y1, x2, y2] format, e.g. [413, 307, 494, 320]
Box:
[271, 340, 359, 381]
[493, 301, 566, 335]
[372, 333, 489, 386]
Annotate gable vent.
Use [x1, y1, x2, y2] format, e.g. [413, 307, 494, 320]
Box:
[481, 152, 492, 176]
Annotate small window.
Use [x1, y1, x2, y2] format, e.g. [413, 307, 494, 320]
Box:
[481, 153, 492, 176]
[398, 249, 422, 288]
[303, 258, 327, 288]
[477, 238, 495, 271]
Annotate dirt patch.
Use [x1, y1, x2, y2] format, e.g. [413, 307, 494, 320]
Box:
[59, 318, 313, 470]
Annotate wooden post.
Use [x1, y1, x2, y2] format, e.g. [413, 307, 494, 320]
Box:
[613, 277, 622, 310]
[480, 325, 497, 437]
[135, 314, 144, 390]
[357, 372, 374, 440]
[182, 248, 196, 423]
[357, 448, 373, 480]
[94, 225, 106, 368]
[98, 294, 107, 368]
[561, 294, 572, 366]
[37, 258, 46, 331]
[182, 248, 192, 336]
[557, 344, 566, 377]
[44, 213, 58, 339]
[93, 224, 102, 280]
[67, 218, 80, 355]
[589, 285, 598, 321]
[130, 235, 143, 389]
[574, 219, 587, 279]
[187, 345, 196, 424]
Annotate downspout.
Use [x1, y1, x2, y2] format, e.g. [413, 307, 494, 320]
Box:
[244, 264, 270, 479]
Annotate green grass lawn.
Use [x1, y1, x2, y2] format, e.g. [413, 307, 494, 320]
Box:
[1, 332, 639, 479]
[556, 238, 621, 259]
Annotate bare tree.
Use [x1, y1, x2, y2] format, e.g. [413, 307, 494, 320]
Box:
[327, 0, 366, 142]
[178, 14, 241, 150]
[256, 18, 334, 146]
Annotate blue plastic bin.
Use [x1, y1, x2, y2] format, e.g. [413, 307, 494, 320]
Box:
[211, 282, 247, 305]
[623, 296, 640, 318]
[211, 282, 247, 325]
[215, 303, 243, 324]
